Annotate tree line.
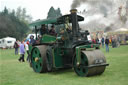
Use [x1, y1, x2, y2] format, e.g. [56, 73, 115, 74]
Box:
[0, 7, 32, 40]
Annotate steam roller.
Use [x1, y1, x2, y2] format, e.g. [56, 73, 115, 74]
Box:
[28, 9, 109, 77]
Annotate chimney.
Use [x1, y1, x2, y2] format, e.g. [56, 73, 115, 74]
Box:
[70, 9, 79, 37]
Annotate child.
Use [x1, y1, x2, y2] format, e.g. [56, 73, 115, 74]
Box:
[18, 41, 25, 62]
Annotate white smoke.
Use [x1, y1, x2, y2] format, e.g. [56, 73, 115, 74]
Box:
[72, 0, 128, 32]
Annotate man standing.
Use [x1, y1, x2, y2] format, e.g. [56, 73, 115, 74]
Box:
[25, 41, 29, 62]
[105, 37, 109, 52]
[14, 41, 19, 55]
[18, 41, 25, 62]
[101, 37, 105, 48]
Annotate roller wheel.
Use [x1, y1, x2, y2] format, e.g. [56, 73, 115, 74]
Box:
[73, 50, 107, 77]
[31, 45, 47, 73]
[73, 52, 88, 77]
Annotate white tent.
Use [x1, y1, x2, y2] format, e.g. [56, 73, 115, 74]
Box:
[115, 28, 128, 32]
[0, 37, 16, 48]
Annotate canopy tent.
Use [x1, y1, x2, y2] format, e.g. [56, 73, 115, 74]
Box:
[115, 28, 128, 32]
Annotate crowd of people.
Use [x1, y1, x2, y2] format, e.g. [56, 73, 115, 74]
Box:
[14, 40, 29, 62]
[91, 35, 120, 52]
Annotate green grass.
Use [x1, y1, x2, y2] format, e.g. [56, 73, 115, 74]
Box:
[0, 45, 128, 85]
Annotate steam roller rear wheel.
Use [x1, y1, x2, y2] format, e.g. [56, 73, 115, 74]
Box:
[73, 50, 107, 77]
[31, 45, 47, 73]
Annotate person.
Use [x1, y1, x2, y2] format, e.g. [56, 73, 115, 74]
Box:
[96, 37, 99, 44]
[101, 37, 105, 48]
[105, 37, 109, 52]
[36, 35, 41, 44]
[49, 25, 56, 36]
[112, 36, 117, 48]
[18, 41, 25, 62]
[14, 41, 19, 55]
[92, 38, 96, 44]
[40, 24, 49, 35]
[30, 35, 35, 45]
[25, 41, 29, 61]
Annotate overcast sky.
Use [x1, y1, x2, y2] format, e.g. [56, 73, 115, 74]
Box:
[0, 0, 74, 20]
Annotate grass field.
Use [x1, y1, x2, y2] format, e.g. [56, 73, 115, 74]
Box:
[0, 45, 128, 85]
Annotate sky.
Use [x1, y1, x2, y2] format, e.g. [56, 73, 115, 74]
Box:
[0, 0, 74, 20]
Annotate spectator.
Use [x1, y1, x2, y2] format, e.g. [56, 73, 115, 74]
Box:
[92, 38, 96, 44]
[112, 36, 117, 48]
[25, 41, 29, 62]
[96, 37, 99, 44]
[105, 37, 109, 52]
[101, 37, 105, 48]
[30, 35, 35, 45]
[18, 41, 25, 62]
[14, 41, 19, 55]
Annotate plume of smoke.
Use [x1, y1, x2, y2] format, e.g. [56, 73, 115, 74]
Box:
[71, 0, 87, 9]
[71, 0, 113, 17]
[72, 0, 128, 32]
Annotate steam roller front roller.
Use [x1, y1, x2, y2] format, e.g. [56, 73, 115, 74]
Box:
[31, 45, 47, 73]
[73, 50, 109, 77]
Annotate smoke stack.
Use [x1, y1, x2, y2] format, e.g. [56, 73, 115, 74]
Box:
[70, 9, 79, 37]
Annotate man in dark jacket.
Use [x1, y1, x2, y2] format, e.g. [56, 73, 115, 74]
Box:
[49, 25, 56, 36]
[105, 37, 109, 52]
[14, 41, 19, 55]
[40, 24, 49, 35]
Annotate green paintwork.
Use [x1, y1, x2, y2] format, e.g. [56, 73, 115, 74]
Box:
[40, 34, 56, 43]
[73, 52, 88, 76]
[29, 18, 57, 27]
[31, 47, 43, 72]
[53, 48, 63, 68]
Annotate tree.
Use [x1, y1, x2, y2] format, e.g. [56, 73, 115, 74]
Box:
[3, 7, 8, 15]
[47, 6, 62, 19]
[56, 8, 62, 17]
[0, 7, 30, 40]
[16, 7, 32, 24]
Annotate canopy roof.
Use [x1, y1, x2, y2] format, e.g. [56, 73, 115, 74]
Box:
[29, 18, 57, 27]
[29, 14, 84, 27]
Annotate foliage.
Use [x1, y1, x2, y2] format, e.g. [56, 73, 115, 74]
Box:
[47, 6, 62, 19]
[0, 45, 128, 85]
[0, 7, 31, 40]
[16, 7, 32, 24]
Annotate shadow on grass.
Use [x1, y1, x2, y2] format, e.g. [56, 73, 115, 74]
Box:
[49, 68, 74, 75]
